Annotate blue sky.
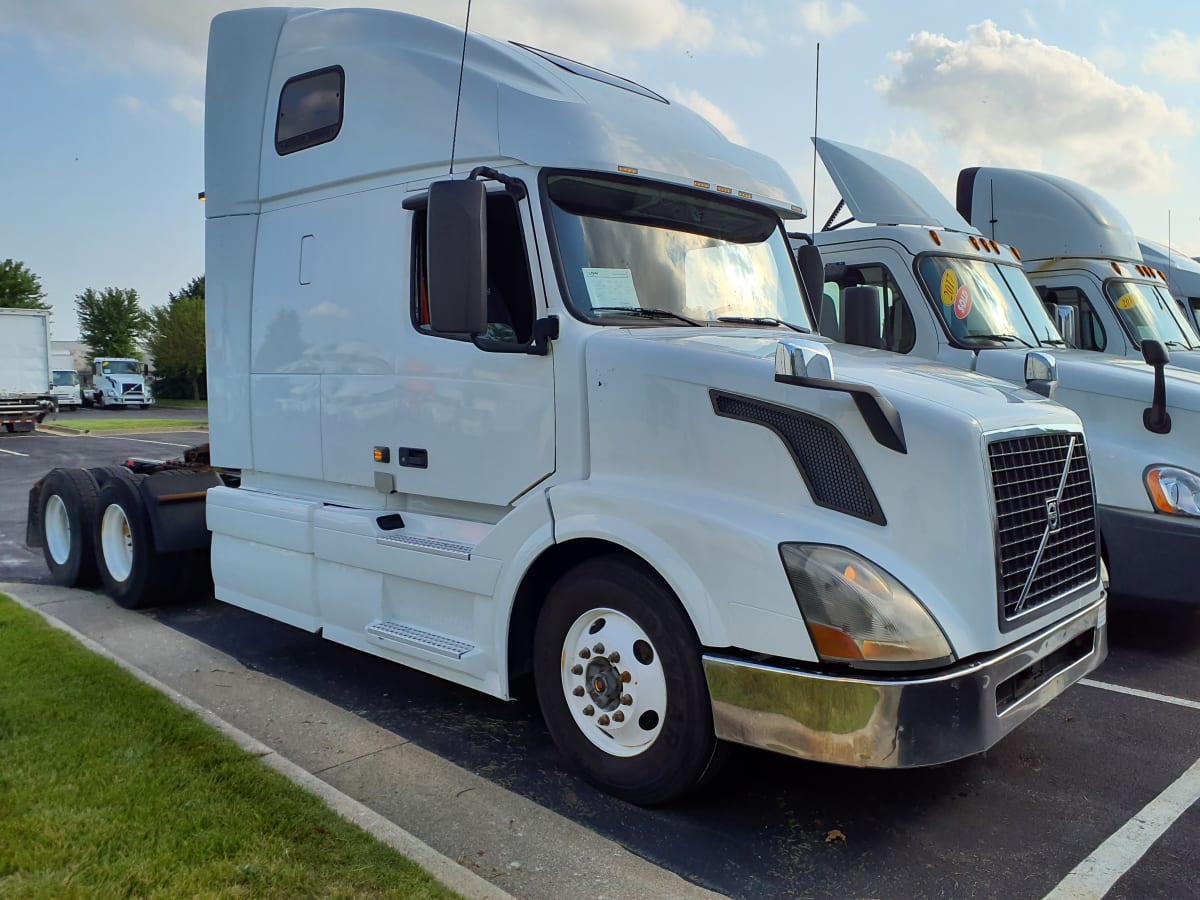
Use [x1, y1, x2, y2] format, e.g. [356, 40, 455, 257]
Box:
[2, 1, 1198, 339]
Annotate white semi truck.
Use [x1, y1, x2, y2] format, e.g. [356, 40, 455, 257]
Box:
[956, 166, 1200, 372]
[1139, 238, 1200, 338]
[82, 357, 153, 408]
[0, 307, 55, 432]
[51, 349, 82, 411]
[26, 8, 1106, 804]
[806, 139, 1200, 608]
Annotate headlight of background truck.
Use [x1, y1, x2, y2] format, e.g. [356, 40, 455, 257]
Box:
[779, 544, 954, 667]
[1144, 465, 1200, 517]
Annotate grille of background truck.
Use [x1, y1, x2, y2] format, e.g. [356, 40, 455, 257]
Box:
[988, 432, 1098, 622]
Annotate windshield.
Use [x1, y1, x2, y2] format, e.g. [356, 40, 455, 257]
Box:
[100, 360, 139, 375]
[52, 370, 79, 386]
[916, 255, 1055, 347]
[545, 173, 813, 329]
[1105, 280, 1199, 349]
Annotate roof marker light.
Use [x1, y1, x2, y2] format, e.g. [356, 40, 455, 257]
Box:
[969, 236, 980, 250]
[989, 239, 1001, 253]
[693, 180, 710, 189]
[618, 165, 638, 174]
[1158, 269, 1167, 280]
[1011, 246, 1021, 260]
[716, 185, 733, 194]
[738, 190, 753, 199]
[1111, 261, 1122, 274]
[929, 230, 942, 246]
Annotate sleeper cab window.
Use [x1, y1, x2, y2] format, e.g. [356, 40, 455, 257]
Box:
[275, 66, 344, 155]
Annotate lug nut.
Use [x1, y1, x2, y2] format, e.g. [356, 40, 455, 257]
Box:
[571, 664, 583, 676]
[597, 714, 610, 726]
[593, 643, 605, 654]
[579, 648, 590, 659]
[582, 705, 594, 716]
[620, 671, 632, 684]
[612, 711, 625, 723]
[620, 693, 633, 706]
[608, 651, 620, 664]
[573, 686, 585, 697]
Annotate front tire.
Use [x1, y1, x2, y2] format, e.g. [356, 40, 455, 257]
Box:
[533, 555, 722, 806]
[38, 468, 100, 587]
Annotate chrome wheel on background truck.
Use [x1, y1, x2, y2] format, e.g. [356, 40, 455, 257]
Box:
[533, 556, 722, 806]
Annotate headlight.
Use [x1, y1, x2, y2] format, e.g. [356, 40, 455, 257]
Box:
[780, 544, 953, 666]
[1144, 465, 1200, 517]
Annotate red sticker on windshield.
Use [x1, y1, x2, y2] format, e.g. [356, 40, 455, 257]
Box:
[953, 284, 972, 319]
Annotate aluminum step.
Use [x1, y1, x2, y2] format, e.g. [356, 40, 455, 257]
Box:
[366, 620, 475, 659]
[376, 533, 473, 560]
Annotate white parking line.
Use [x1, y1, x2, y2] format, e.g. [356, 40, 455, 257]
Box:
[1082, 679, 1200, 712]
[83, 436, 196, 448]
[0, 446, 30, 457]
[1044, 755, 1200, 899]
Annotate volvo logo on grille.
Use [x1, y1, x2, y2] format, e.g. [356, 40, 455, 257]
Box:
[1044, 497, 1062, 532]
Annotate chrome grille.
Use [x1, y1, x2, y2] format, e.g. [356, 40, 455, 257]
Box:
[988, 432, 1098, 622]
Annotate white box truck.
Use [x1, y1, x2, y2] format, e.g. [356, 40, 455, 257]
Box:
[0, 307, 55, 432]
[25, 8, 1106, 804]
[956, 166, 1200, 372]
[51, 349, 82, 411]
[82, 357, 153, 408]
[805, 138, 1200, 608]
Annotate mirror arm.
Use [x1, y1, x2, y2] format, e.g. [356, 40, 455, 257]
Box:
[468, 166, 527, 201]
[1144, 363, 1172, 434]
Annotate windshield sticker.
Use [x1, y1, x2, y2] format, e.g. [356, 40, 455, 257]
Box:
[1116, 293, 1138, 310]
[582, 267, 640, 309]
[953, 283, 972, 320]
[941, 269, 958, 306]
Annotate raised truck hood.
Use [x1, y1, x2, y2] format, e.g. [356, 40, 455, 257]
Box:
[580, 327, 1098, 658]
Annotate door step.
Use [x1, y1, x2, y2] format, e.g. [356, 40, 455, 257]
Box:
[376, 533, 473, 560]
[366, 620, 475, 659]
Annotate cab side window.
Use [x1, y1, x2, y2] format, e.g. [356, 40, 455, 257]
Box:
[821, 263, 916, 353]
[412, 193, 536, 345]
[1037, 286, 1106, 351]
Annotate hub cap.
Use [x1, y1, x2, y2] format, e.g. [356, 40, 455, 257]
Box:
[100, 503, 134, 582]
[560, 608, 666, 757]
[44, 494, 71, 565]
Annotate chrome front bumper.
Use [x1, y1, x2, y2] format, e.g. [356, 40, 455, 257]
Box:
[703, 596, 1106, 768]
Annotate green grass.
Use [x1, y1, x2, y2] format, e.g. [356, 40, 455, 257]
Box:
[57, 418, 205, 433]
[0, 595, 460, 900]
[153, 399, 208, 410]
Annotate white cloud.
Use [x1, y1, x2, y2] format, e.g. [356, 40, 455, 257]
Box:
[0, 0, 734, 83]
[169, 95, 204, 126]
[1091, 46, 1127, 72]
[1143, 30, 1200, 83]
[876, 20, 1192, 194]
[797, 1, 866, 38]
[1021, 9, 1038, 32]
[119, 95, 141, 112]
[667, 86, 744, 143]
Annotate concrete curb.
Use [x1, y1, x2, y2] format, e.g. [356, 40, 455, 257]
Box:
[5, 587, 514, 900]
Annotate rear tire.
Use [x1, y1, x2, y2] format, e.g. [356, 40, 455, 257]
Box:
[38, 468, 100, 587]
[533, 555, 722, 806]
[93, 474, 174, 609]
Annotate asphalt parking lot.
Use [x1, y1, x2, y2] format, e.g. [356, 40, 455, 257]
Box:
[2, 428, 1197, 899]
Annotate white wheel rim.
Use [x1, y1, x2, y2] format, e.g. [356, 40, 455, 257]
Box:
[100, 503, 134, 582]
[560, 608, 667, 758]
[44, 494, 72, 565]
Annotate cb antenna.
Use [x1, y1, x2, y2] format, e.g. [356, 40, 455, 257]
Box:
[449, 0, 473, 173]
[810, 42, 820, 237]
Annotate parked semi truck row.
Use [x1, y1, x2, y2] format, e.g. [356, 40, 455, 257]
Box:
[26, 7, 1107, 804]
[802, 138, 1200, 609]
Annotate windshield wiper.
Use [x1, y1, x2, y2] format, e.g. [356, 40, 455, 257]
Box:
[1163, 340, 1190, 350]
[716, 315, 810, 333]
[590, 306, 702, 326]
[1040, 337, 1067, 347]
[968, 332, 1032, 348]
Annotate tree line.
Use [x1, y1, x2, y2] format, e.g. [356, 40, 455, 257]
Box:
[0, 259, 206, 400]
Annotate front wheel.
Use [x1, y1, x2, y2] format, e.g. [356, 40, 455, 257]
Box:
[533, 556, 722, 806]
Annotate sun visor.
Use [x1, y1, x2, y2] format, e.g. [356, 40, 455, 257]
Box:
[957, 167, 1141, 262]
[814, 138, 975, 232]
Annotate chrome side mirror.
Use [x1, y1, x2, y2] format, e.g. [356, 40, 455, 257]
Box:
[1053, 304, 1078, 348]
[1024, 350, 1058, 398]
[775, 339, 835, 382]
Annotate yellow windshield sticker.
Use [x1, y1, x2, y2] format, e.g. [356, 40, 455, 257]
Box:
[1116, 293, 1138, 310]
[941, 269, 958, 306]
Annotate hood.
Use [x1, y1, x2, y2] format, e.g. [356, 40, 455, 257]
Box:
[1167, 352, 1200, 374]
[591, 327, 1081, 432]
[957, 167, 1140, 263]
[814, 138, 975, 232]
[972, 346, 1200, 413]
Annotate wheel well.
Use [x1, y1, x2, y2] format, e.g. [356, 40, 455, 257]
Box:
[507, 539, 666, 685]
